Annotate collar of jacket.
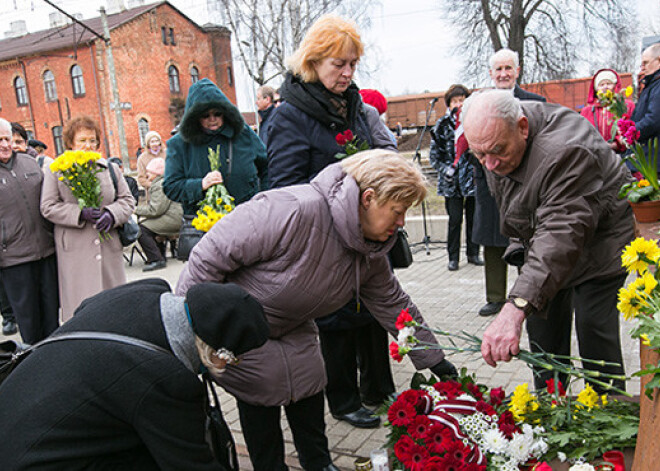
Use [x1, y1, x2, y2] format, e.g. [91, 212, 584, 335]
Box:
[159, 292, 200, 374]
[503, 103, 540, 184]
[280, 72, 362, 132]
[642, 68, 660, 88]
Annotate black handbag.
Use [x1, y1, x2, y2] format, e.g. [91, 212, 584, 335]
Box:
[203, 373, 239, 471]
[107, 163, 141, 247]
[177, 215, 205, 261]
[389, 228, 413, 269]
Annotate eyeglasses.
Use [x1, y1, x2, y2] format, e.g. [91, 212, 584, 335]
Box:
[74, 138, 99, 147]
[201, 111, 223, 119]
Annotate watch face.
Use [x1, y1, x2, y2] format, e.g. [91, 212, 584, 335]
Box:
[513, 297, 528, 309]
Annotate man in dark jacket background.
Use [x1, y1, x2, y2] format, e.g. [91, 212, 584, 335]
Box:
[256, 85, 276, 144]
[463, 90, 634, 392]
[631, 42, 660, 162]
[473, 48, 546, 318]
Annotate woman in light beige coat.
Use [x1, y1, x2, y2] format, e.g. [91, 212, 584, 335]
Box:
[41, 115, 135, 322]
[137, 130, 166, 190]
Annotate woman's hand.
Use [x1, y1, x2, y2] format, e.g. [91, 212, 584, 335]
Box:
[95, 210, 115, 233]
[80, 207, 101, 224]
[202, 171, 223, 190]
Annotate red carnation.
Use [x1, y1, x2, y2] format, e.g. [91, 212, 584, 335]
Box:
[475, 400, 496, 416]
[497, 410, 520, 439]
[489, 387, 505, 406]
[335, 133, 348, 146]
[388, 399, 417, 427]
[407, 414, 432, 439]
[343, 129, 354, 142]
[434, 380, 463, 399]
[545, 379, 566, 397]
[389, 341, 403, 362]
[466, 383, 484, 401]
[395, 308, 414, 330]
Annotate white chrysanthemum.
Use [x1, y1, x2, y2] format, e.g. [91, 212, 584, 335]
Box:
[482, 428, 508, 454]
[557, 452, 568, 462]
[500, 460, 520, 471]
[508, 433, 532, 463]
[397, 327, 416, 347]
[457, 393, 476, 402]
[568, 463, 596, 471]
[529, 437, 548, 457]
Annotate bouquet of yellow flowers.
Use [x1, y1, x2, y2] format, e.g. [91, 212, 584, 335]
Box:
[192, 145, 235, 232]
[617, 237, 660, 398]
[49, 150, 104, 209]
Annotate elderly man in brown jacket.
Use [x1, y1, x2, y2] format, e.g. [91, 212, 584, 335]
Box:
[462, 90, 635, 392]
[0, 118, 59, 343]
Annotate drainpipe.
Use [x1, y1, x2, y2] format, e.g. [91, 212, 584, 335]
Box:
[90, 43, 111, 157]
[18, 60, 36, 137]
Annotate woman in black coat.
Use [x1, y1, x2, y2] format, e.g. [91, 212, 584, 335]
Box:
[0, 278, 268, 471]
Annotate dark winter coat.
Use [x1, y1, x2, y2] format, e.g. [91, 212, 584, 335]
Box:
[164, 78, 268, 215]
[176, 164, 445, 407]
[485, 102, 634, 314]
[258, 105, 275, 143]
[631, 68, 660, 149]
[0, 279, 222, 471]
[265, 72, 396, 188]
[471, 85, 546, 247]
[429, 110, 476, 198]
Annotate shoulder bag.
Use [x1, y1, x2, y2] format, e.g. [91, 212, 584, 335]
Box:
[0, 332, 239, 471]
[389, 228, 413, 269]
[108, 163, 141, 247]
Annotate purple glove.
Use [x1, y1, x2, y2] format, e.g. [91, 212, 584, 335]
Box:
[80, 207, 101, 224]
[95, 210, 115, 233]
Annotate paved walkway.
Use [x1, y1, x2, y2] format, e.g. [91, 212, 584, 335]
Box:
[1, 240, 640, 470]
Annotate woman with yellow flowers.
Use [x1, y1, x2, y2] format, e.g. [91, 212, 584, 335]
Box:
[41, 115, 135, 322]
[580, 68, 635, 153]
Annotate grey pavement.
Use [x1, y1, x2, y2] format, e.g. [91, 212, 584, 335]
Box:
[1, 239, 640, 470]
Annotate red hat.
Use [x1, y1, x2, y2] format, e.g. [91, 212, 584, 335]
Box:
[359, 89, 388, 115]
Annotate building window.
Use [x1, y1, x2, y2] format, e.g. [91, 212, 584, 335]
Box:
[168, 65, 180, 93]
[138, 118, 150, 146]
[227, 66, 233, 87]
[190, 66, 199, 84]
[43, 70, 57, 102]
[71, 65, 85, 97]
[169, 28, 176, 46]
[14, 76, 28, 106]
[52, 126, 64, 156]
[161, 26, 167, 44]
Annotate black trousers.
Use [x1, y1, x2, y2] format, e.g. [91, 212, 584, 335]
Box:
[445, 196, 479, 261]
[0, 276, 16, 324]
[137, 225, 166, 263]
[526, 273, 627, 393]
[0, 255, 59, 344]
[237, 392, 331, 471]
[319, 319, 395, 415]
[484, 246, 508, 303]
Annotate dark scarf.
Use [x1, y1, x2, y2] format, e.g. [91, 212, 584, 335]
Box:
[280, 72, 362, 131]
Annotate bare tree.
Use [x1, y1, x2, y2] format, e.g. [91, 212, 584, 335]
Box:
[440, 0, 637, 86]
[215, 0, 375, 86]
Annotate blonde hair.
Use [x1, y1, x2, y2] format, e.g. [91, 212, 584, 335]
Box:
[195, 336, 226, 376]
[341, 150, 427, 206]
[287, 15, 364, 83]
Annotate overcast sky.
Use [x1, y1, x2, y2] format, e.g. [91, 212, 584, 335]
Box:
[2, 0, 659, 111]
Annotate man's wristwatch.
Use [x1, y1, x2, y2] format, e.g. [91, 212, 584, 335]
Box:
[508, 296, 535, 316]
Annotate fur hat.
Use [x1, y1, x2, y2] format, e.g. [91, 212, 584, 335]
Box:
[185, 283, 269, 355]
[146, 157, 165, 176]
[595, 70, 617, 89]
[444, 84, 470, 108]
[144, 131, 162, 147]
[359, 89, 388, 115]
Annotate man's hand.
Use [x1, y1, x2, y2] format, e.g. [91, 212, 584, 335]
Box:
[202, 170, 223, 190]
[443, 166, 456, 185]
[481, 302, 526, 367]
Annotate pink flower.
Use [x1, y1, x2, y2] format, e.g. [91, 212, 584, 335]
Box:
[395, 308, 414, 330]
[389, 341, 403, 362]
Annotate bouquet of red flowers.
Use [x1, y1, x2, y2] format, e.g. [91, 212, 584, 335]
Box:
[385, 375, 548, 471]
[335, 129, 369, 159]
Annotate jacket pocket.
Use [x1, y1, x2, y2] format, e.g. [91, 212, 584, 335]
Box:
[504, 209, 536, 241]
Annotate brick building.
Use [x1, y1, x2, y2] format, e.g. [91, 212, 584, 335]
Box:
[0, 1, 235, 168]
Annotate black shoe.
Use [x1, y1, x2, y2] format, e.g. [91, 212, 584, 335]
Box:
[332, 406, 380, 428]
[2, 320, 17, 336]
[320, 465, 339, 471]
[447, 260, 459, 271]
[142, 260, 167, 272]
[468, 255, 485, 266]
[479, 301, 505, 317]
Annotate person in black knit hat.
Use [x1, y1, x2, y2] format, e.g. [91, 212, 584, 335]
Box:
[0, 278, 269, 470]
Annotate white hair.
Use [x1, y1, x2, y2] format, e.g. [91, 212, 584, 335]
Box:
[489, 48, 519, 70]
[462, 89, 523, 129]
[0, 118, 10, 134]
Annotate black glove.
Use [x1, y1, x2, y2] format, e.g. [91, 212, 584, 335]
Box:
[430, 359, 458, 379]
[443, 166, 456, 185]
[95, 210, 115, 233]
[80, 207, 101, 224]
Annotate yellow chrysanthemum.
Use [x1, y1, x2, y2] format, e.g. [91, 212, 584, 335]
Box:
[625, 86, 634, 97]
[641, 333, 651, 346]
[617, 285, 643, 320]
[621, 238, 660, 274]
[509, 383, 538, 421]
[576, 384, 599, 410]
[224, 204, 233, 212]
[637, 271, 658, 295]
[638, 179, 650, 188]
[601, 394, 608, 407]
[605, 90, 613, 99]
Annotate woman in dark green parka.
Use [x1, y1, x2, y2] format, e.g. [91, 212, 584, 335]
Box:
[164, 78, 268, 216]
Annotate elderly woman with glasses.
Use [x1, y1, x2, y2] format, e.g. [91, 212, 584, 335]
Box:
[163, 78, 268, 220]
[40, 115, 135, 322]
[177, 150, 456, 471]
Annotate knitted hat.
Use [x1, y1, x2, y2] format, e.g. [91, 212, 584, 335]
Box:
[359, 89, 388, 115]
[146, 157, 165, 176]
[186, 283, 269, 355]
[444, 84, 470, 108]
[595, 70, 617, 89]
[144, 131, 162, 147]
